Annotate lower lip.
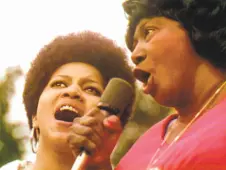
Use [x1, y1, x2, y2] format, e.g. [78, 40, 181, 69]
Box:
[55, 120, 73, 127]
[143, 76, 153, 94]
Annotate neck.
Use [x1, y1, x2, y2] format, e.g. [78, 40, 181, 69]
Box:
[175, 61, 226, 124]
[32, 140, 112, 170]
[33, 141, 75, 170]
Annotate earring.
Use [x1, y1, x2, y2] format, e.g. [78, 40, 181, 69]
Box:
[30, 127, 39, 153]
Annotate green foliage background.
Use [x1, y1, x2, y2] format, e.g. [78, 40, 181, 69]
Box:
[0, 66, 24, 167]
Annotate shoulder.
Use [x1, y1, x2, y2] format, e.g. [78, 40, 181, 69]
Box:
[120, 114, 176, 153]
[115, 117, 171, 170]
[0, 160, 33, 170]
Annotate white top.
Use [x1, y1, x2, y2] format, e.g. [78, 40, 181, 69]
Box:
[0, 160, 33, 170]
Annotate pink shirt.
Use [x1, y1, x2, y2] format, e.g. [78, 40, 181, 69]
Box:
[116, 97, 226, 170]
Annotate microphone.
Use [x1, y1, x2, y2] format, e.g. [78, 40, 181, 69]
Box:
[71, 78, 134, 170]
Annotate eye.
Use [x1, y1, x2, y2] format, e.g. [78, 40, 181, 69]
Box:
[51, 80, 67, 88]
[144, 27, 156, 40]
[84, 87, 102, 97]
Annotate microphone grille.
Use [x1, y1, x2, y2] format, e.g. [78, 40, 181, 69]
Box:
[98, 78, 134, 115]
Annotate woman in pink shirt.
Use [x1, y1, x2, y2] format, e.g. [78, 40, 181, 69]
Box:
[113, 0, 226, 169]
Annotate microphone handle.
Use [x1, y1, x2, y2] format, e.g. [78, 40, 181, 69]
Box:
[71, 108, 110, 170]
[71, 105, 116, 170]
[71, 151, 89, 170]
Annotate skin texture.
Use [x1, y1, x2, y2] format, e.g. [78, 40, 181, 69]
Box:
[32, 62, 122, 170]
[130, 16, 226, 143]
[23, 31, 135, 130]
[132, 17, 201, 106]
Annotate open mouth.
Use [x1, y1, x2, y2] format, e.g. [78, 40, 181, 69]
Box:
[133, 69, 150, 85]
[55, 105, 80, 122]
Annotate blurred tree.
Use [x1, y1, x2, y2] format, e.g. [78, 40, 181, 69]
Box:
[111, 85, 173, 167]
[0, 66, 24, 167]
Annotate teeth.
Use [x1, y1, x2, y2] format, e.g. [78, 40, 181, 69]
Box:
[60, 105, 78, 113]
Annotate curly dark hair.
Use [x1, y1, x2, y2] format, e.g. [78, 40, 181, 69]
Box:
[23, 31, 136, 129]
[123, 0, 226, 71]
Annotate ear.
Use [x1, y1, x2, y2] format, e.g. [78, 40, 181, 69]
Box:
[32, 115, 39, 128]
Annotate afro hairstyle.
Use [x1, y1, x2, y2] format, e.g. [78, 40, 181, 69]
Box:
[23, 31, 136, 129]
[123, 0, 226, 71]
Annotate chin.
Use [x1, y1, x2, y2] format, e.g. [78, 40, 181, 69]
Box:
[53, 142, 72, 154]
[151, 91, 173, 107]
[47, 131, 69, 146]
[39, 133, 72, 155]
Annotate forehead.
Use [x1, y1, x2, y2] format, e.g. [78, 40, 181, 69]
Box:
[52, 62, 103, 80]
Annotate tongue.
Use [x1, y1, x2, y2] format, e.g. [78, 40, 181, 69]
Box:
[55, 110, 77, 122]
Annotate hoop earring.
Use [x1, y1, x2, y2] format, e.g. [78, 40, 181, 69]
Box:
[30, 127, 39, 153]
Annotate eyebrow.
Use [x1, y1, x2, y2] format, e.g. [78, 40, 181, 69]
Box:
[81, 76, 101, 84]
[53, 75, 71, 80]
[133, 21, 147, 49]
[134, 23, 145, 40]
[134, 18, 152, 42]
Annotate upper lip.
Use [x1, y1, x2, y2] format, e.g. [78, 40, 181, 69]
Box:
[55, 100, 84, 117]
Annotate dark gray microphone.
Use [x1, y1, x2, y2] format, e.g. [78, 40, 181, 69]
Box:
[71, 78, 134, 170]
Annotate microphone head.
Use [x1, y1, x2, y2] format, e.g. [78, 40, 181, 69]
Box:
[97, 78, 134, 115]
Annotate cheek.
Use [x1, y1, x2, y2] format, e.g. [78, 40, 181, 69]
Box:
[150, 31, 192, 81]
[36, 90, 57, 124]
[155, 64, 184, 90]
[151, 29, 192, 61]
[84, 96, 100, 112]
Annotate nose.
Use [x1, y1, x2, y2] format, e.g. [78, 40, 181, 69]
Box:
[61, 85, 84, 102]
[131, 41, 146, 65]
[131, 41, 151, 84]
